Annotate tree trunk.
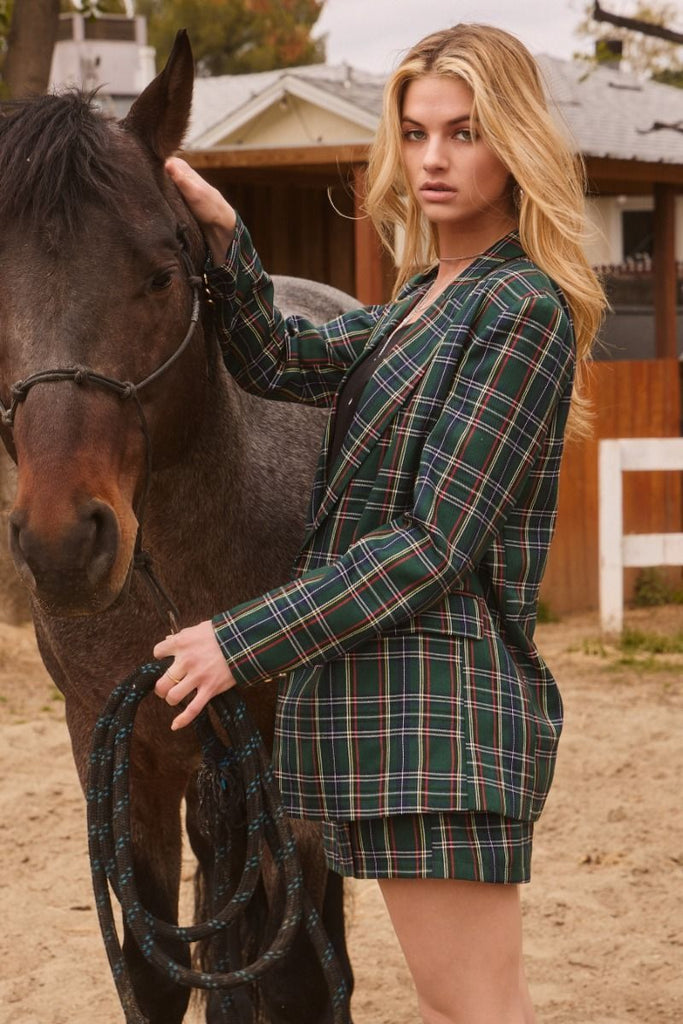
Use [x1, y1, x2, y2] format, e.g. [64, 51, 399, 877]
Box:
[3, 0, 61, 99]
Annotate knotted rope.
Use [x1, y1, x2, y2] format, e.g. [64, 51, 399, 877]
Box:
[87, 660, 348, 1023]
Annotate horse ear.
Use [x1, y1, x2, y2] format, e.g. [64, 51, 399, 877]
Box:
[122, 29, 194, 160]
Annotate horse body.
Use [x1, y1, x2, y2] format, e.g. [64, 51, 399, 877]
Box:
[0, 33, 354, 1024]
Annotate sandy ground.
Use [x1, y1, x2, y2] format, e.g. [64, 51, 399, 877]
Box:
[1, 606, 681, 1024]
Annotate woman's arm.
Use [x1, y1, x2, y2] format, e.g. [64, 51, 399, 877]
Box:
[168, 158, 387, 406]
[155, 289, 575, 725]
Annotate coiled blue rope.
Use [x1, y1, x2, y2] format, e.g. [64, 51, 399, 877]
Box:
[86, 659, 349, 1023]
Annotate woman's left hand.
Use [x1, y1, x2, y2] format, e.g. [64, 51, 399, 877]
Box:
[153, 620, 236, 731]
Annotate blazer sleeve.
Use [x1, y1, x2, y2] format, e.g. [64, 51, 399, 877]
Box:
[204, 213, 386, 406]
[212, 289, 575, 685]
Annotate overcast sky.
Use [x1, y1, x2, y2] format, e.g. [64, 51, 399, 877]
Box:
[314, 0, 601, 73]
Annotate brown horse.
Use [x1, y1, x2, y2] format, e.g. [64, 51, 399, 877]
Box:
[0, 32, 355, 1024]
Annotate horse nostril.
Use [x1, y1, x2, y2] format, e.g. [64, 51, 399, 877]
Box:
[8, 509, 36, 588]
[84, 501, 120, 586]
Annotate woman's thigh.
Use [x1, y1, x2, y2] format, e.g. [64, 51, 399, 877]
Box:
[378, 877, 532, 1024]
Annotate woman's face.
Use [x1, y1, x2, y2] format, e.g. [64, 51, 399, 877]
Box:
[400, 74, 515, 249]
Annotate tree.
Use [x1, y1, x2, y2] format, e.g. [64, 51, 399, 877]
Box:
[1, 0, 60, 98]
[0, 0, 326, 100]
[576, 1, 683, 81]
[136, 0, 326, 76]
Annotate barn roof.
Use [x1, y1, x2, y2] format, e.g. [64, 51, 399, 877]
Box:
[538, 55, 683, 167]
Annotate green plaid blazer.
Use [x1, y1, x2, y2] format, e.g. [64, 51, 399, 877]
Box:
[206, 216, 575, 824]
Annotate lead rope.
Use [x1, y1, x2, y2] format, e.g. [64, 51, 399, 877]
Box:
[87, 659, 349, 1024]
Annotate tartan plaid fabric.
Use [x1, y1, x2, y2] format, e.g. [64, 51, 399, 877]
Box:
[322, 812, 533, 882]
[205, 216, 575, 824]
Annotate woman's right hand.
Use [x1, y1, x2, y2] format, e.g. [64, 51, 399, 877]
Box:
[165, 156, 237, 265]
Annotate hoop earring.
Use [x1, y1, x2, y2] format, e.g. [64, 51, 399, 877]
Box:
[513, 183, 524, 209]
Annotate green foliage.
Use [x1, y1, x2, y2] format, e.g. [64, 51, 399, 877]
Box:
[0, 0, 12, 40]
[536, 599, 560, 624]
[136, 0, 326, 76]
[575, 0, 683, 81]
[653, 66, 683, 85]
[632, 567, 683, 607]
[619, 626, 683, 654]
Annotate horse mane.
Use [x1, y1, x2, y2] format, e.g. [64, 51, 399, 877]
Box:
[0, 91, 145, 237]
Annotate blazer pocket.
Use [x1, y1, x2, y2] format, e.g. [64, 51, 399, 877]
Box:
[385, 592, 484, 640]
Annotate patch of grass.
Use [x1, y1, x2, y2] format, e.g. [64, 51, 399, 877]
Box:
[619, 627, 683, 656]
[536, 600, 559, 624]
[581, 638, 609, 658]
[608, 653, 681, 674]
[632, 568, 683, 608]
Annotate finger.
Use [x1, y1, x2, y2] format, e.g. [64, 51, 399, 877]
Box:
[153, 634, 175, 659]
[162, 675, 196, 707]
[154, 662, 185, 698]
[170, 690, 210, 731]
[165, 156, 193, 181]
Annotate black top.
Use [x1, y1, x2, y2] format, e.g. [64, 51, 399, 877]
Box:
[327, 319, 414, 471]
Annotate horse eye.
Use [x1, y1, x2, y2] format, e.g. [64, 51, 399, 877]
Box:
[150, 270, 174, 291]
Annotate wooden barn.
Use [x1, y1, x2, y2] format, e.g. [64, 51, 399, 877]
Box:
[179, 56, 683, 616]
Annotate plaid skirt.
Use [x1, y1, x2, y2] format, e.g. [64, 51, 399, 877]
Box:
[321, 811, 533, 883]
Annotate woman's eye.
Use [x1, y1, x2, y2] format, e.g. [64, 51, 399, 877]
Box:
[454, 128, 475, 142]
[150, 270, 174, 291]
[402, 128, 426, 142]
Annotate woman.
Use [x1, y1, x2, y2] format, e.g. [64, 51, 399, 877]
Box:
[154, 24, 605, 1024]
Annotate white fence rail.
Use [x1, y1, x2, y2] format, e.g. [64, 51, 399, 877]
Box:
[598, 437, 683, 633]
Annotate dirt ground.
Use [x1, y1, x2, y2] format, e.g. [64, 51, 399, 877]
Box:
[1, 605, 681, 1024]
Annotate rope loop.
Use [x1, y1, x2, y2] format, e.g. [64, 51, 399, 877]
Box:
[120, 382, 137, 401]
[73, 365, 90, 386]
[87, 661, 349, 1022]
[10, 381, 27, 403]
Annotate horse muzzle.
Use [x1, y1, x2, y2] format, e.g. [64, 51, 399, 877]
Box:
[8, 498, 129, 615]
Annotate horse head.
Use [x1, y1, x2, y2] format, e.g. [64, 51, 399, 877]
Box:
[0, 32, 210, 616]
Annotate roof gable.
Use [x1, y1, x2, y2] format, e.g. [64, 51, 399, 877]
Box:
[187, 65, 382, 149]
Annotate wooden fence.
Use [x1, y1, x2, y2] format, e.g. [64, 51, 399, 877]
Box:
[540, 359, 682, 615]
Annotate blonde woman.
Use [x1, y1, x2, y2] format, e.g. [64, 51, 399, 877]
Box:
[155, 24, 605, 1024]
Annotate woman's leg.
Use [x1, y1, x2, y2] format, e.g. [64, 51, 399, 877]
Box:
[378, 877, 534, 1024]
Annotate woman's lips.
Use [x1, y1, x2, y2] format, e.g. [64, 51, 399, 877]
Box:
[420, 183, 456, 202]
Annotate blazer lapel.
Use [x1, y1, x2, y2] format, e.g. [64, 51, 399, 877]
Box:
[307, 312, 446, 536]
[304, 231, 528, 540]
[305, 295, 416, 525]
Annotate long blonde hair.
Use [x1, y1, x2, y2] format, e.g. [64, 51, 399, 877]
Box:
[365, 23, 606, 435]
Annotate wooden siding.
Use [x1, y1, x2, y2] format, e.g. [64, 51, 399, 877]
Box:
[541, 359, 682, 615]
[200, 169, 358, 297]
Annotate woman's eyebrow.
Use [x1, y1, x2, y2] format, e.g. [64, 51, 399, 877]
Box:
[400, 113, 471, 127]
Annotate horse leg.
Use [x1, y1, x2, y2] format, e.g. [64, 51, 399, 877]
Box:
[121, 765, 193, 1024]
[257, 821, 354, 1024]
[185, 771, 258, 1023]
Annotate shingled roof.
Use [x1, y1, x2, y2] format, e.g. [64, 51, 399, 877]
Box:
[538, 55, 683, 166]
[185, 55, 683, 167]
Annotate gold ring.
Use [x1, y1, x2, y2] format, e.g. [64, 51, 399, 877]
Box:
[167, 672, 183, 684]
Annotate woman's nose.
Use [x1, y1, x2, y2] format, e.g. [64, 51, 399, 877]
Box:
[422, 136, 448, 172]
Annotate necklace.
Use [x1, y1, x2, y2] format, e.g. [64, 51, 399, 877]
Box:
[438, 249, 487, 262]
[408, 287, 440, 323]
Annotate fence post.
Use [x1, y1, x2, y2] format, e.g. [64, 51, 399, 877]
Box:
[598, 440, 624, 632]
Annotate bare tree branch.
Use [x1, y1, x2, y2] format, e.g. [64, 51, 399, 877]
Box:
[592, 1, 683, 45]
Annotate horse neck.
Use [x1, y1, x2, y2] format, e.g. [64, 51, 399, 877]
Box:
[143, 369, 247, 610]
